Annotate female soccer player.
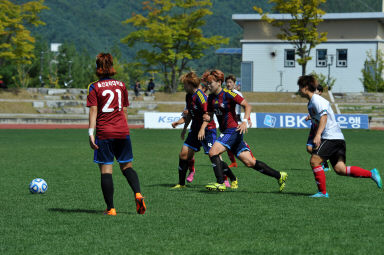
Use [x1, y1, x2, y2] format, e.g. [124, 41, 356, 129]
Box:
[171, 72, 237, 189]
[225, 75, 256, 168]
[298, 75, 382, 197]
[305, 84, 330, 171]
[87, 53, 146, 215]
[201, 69, 288, 192]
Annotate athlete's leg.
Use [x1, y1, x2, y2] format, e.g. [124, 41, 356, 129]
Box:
[238, 151, 281, 179]
[99, 164, 114, 210]
[244, 141, 255, 159]
[310, 154, 327, 195]
[306, 145, 313, 154]
[208, 142, 227, 184]
[120, 162, 141, 194]
[119, 162, 146, 214]
[186, 156, 196, 183]
[176, 145, 195, 186]
[227, 150, 237, 168]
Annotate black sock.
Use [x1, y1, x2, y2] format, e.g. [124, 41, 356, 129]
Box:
[210, 155, 224, 184]
[178, 159, 189, 186]
[101, 173, 114, 210]
[222, 161, 236, 181]
[122, 167, 141, 194]
[253, 160, 281, 179]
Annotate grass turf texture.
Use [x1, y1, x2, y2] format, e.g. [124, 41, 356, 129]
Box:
[1, 129, 383, 254]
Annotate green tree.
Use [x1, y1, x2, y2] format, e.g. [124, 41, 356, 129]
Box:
[0, 0, 48, 87]
[0, 0, 48, 66]
[255, 0, 327, 75]
[122, 0, 228, 93]
[360, 49, 384, 92]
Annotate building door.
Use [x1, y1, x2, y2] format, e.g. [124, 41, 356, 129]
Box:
[241, 61, 253, 92]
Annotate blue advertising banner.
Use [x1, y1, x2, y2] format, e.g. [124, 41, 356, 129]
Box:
[256, 113, 369, 129]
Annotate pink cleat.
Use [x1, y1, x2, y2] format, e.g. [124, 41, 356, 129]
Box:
[224, 180, 231, 188]
[186, 171, 195, 183]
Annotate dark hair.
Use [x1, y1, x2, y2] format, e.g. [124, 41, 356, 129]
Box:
[180, 72, 200, 88]
[96, 53, 116, 78]
[225, 74, 236, 83]
[317, 84, 324, 93]
[297, 75, 317, 92]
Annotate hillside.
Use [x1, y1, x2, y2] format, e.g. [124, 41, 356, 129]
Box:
[17, 0, 382, 61]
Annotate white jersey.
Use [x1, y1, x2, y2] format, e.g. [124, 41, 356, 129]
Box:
[308, 94, 344, 140]
[233, 89, 242, 122]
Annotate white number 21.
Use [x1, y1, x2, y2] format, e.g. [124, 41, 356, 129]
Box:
[102, 89, 122, 112]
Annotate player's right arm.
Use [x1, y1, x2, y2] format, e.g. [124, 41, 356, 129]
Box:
[88, 106, 99, 150]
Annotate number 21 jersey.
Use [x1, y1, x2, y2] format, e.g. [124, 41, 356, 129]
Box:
[87, 78, 130, 139]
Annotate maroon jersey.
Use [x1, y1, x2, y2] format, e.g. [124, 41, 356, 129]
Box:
[185, 89, 216, 132]
[207, 88, 244, 132]
[86, 78, 130, 139]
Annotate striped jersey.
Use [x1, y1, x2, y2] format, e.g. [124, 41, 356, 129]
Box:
[207, 88, 244, 132]
[186, 89, 216, 132]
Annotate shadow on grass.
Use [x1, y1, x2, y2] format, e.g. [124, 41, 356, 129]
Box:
[48, 208, 136, 215]
[145, 183, 310, 196]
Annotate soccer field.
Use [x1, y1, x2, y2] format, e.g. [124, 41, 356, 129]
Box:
[1, 128, 383, 254]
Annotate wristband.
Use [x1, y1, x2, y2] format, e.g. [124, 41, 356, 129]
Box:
[88, 128, 95, 136]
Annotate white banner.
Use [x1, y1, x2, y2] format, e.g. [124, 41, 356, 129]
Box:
[144, 112, 256, 129]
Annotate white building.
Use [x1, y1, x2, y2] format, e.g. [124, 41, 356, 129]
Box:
[233, 12, 384, 92]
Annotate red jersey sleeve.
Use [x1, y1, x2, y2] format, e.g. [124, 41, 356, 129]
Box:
[224, 88, 244, 105]
[86, 83, 97, 107]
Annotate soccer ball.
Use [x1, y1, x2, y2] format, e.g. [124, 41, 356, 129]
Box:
[29, 178, 48, 194]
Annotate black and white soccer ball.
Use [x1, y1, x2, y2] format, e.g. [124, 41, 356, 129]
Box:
[29, 178, 48, 194]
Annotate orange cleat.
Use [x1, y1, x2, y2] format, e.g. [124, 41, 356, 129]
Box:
[228, 162, 238, 168]
[104, 208, 117, 216]
[135, 193, 146, 215]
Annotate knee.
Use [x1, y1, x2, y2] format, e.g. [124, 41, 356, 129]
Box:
[244, 159, 255, 168]
[179, 151, 188, 160]
[306, 146, 313, 154]
[310, 160, 320, 168]
[209, 151, 217, 158]
[334, 165, 346, 176]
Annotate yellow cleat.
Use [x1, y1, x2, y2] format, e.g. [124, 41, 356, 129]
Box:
[278, 172, 288, 192]
[104, 208, 116, 216]
[171, 184, 186, 189]
[230, 178, 239, 189]
[205, 182, 226, 192]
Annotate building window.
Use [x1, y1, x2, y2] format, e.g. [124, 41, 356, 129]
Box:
[284, 49, 295, 67]
[316, 49, 327, 67]
[336, 49, 348, 67]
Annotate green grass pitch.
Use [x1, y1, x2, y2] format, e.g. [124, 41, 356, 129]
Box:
[1, 128, 383, 254]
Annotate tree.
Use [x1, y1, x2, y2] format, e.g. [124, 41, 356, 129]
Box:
[360, 49, 384, 92]
[254, 0, 327, 75]
[121, 0, 228, 93]
[0, 0, 48, 86]
[0, 0, 48, 66]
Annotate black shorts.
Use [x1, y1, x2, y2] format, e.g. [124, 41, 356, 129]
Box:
[312, 139, 346, 166]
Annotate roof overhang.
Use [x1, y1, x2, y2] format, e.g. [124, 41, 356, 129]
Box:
[233, 12, 384, 27]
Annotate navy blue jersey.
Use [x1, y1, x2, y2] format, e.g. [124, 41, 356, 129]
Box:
[207, 89, 244, 132]
[186, 89, 215, 131]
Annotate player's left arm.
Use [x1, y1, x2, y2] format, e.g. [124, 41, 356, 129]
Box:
[237, 99, 252, 133]
[314, 114, 327, 148]
[88, 106, 99, 150]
